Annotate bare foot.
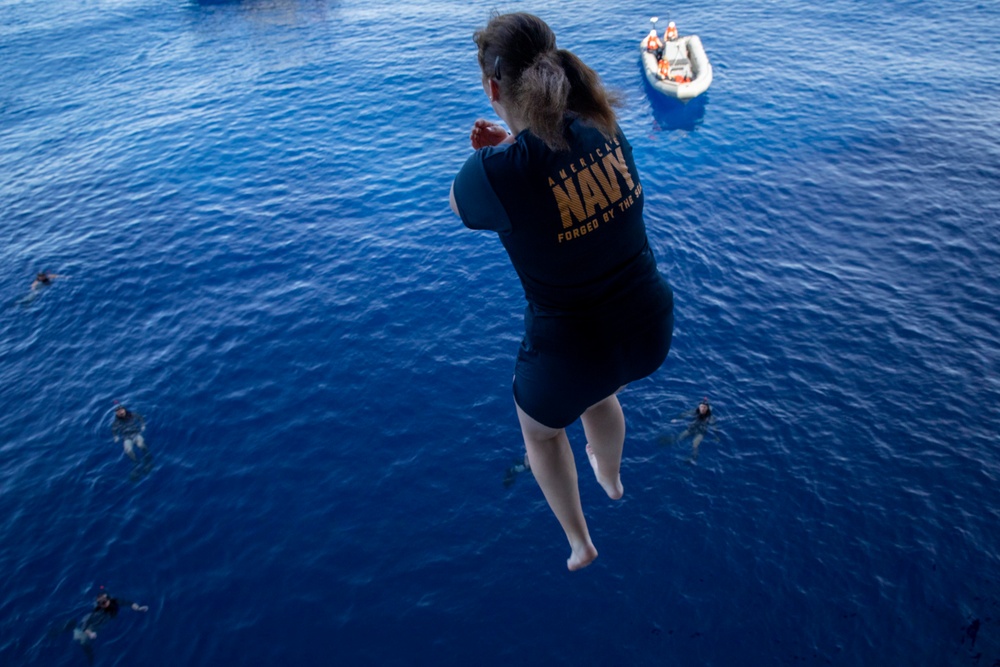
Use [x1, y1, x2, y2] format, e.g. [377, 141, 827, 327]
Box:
[567, 541, 598, 571]
[586, 444, 624, 500]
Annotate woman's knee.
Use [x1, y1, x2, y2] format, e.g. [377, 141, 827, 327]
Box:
[516, 401, 562, 443]
[583, 392, 622, 417]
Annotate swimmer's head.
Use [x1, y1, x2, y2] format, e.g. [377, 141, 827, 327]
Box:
[115, 406, 128, 419]
[96, 593, 111, 608]
[697, 398, 711, 417]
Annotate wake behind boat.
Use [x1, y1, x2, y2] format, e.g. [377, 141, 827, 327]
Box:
[640, 17, 712, 101]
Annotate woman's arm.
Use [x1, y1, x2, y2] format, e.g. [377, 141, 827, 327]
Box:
[449, 182, 460, 216]
[453, 120, 506, 216]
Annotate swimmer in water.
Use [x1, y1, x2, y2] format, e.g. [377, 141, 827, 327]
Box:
[672, 398, 717, 463]
[71, 591, 149, 663]
[19, 271, 66, 306]
[503, 451, 532, 488]
[112, 405, 147, 461]
[31, 271, 63, 290]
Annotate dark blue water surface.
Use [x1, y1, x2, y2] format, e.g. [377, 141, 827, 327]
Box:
[3, 0, 999, 664]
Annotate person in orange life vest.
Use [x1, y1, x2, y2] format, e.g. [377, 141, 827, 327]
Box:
[642, 29, 663, 53]
[666, 21, 678, 41]
[657, 58, 670, 80]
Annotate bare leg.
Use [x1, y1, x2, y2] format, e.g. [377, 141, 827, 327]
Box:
[581, 394, 625, 500]
[135, 434, 147, 453]
[123, 438, 137, 461]
[516, 403, 598, 571]
[688, 433, 704, 463]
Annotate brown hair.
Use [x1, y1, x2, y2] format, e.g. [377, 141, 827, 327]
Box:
[473, 12, 621, 151]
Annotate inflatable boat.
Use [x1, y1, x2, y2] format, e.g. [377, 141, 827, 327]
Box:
[640, 21, 712, 101]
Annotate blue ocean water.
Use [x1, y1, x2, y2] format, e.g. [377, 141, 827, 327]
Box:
[2, 0, 999, 664]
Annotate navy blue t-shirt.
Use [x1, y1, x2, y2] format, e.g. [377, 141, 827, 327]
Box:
[453, 115, 656, 314]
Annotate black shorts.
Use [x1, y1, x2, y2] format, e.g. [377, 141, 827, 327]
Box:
[513, 277, 674, 429]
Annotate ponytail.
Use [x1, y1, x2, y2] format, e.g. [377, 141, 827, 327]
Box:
[516, 52, 571, 151]
[558, 50, 622, 140]
[474, 12, 621, 152]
